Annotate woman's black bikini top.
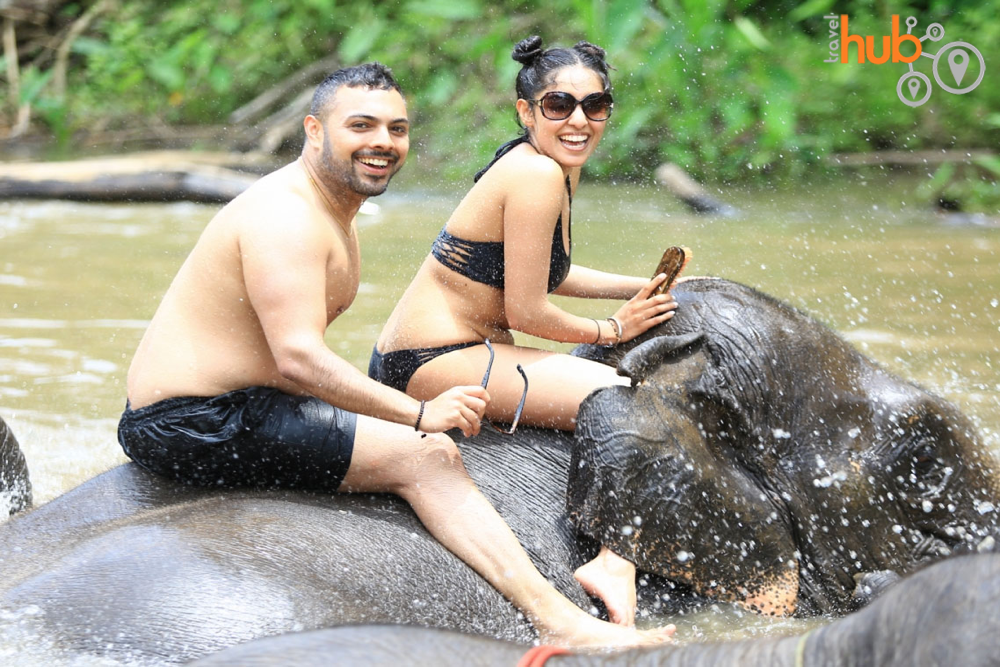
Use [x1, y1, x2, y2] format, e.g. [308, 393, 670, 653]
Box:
[431, 137, 572, 293]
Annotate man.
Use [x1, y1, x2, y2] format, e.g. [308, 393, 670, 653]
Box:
[119, 62, 672, 648]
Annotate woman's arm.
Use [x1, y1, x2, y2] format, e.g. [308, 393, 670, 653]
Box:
[500, 158, 674, 344]
[552, 264, 647, 300]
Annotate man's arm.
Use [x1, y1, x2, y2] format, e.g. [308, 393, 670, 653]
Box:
[238, 203, 486, 435]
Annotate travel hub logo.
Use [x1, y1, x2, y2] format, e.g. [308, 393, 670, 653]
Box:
[822, 14, 985, 107]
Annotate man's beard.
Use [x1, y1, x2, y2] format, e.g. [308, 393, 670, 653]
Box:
[319, 135, 401, 198]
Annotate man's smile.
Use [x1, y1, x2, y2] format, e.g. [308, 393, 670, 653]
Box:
[356, 153, 396, 176]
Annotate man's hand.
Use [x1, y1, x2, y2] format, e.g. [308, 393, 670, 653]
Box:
[420, 386, 490, 437]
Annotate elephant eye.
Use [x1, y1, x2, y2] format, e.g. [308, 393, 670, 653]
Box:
[912, 448, 936, 474]
[906, 444, 949, 494]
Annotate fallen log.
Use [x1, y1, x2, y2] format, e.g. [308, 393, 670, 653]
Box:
[0, 151, 279, 202]
[0, 151, 381, 215]
[654, 163, 738, 216]
[827, 149, 997, 167]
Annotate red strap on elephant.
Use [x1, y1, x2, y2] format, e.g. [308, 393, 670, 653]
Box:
[516, 645, 571, 667]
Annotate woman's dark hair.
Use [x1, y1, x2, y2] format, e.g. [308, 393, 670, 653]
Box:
[310, 62, 402, 117]
[512, 36, 612, 102]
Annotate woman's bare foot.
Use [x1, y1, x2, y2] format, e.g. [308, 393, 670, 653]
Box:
[574, 546, 637, 626]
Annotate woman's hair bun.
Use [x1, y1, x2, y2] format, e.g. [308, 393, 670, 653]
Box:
[573, 40, 607, 62]
[512, 36, 544, 65]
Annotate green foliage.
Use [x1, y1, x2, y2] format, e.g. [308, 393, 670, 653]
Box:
[71, 0, 350, 123]
[917, 157, 1000, 213]
[9, 0, 1000, 184]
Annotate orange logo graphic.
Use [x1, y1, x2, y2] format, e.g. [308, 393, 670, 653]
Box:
[823, 14, 985, 106]
[824, 15, 921, 64]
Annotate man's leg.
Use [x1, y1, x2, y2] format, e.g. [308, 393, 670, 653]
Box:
[409, 345, 642, 625]
[339, 415, 674, 647]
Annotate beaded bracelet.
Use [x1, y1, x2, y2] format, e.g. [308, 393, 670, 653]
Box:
[607, 316, 624, 344]
[414, 400, 426, 431]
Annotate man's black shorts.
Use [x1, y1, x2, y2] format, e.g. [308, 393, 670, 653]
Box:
[117, 386, 356, 492]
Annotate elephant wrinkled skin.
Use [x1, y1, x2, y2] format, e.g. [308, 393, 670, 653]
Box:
[569, 278, 1000, 615]
[0, 415, 31, 517]
[190, 554, 1000, 667]
[0, 278, 997, 664]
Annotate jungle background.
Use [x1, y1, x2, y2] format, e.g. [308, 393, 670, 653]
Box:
[0, 0, 998, 210]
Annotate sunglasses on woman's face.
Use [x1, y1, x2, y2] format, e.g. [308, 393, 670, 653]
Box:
[529, 91, 614, 122]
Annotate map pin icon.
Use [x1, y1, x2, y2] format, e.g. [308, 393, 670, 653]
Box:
[907, 77, 921, 99]
[948, 49, 969, 86]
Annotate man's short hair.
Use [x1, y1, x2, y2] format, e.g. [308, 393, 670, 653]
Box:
[310, 62, 403, 117]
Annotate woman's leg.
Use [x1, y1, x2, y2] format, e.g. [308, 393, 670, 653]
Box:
[408, 342, 626, 430]
[410, 343, 642, 625]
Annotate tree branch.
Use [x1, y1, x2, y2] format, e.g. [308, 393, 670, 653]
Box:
[229, 54, 340, 125]
[52, 0, 113, 99]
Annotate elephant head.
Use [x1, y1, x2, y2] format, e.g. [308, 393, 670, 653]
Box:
[569, 278, 1000, 615]
[1, 415, 31, 516]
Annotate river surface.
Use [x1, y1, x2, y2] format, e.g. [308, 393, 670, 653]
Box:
[1, 170, 999, 658]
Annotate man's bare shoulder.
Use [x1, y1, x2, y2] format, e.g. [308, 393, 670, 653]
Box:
[219, 163, 330, 245]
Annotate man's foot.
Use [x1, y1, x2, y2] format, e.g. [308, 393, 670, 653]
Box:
[538, 611, 675, 649]
[574, 547, 637, 626]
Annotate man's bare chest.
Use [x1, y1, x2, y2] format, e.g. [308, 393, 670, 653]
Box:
[324, 239, 360, 324]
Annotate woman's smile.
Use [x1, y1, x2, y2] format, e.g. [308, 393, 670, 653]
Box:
[558, 133, 591, 151]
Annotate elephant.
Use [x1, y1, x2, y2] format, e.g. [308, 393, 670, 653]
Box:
[0, 415, 31, 517]
[568, 278, 1000, 616]
[189, 553, 1000, 667]
[0, 278, 996, 665]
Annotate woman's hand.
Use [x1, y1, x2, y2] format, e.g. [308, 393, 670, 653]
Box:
[611, 274, 678, 342]
[420, 386, 490, 437]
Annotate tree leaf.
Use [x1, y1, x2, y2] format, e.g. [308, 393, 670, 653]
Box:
[733, 17, 770, 51]
[788, 0, 838, 23]
[338, 17, 384, 63]
[147, 61, 186, 91]
[405, 0, 482, 20]
[607, 0, 647, 52]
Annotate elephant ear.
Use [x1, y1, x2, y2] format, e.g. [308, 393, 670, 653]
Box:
[617, 332, 705, 385]
[1, 414, 32, 515]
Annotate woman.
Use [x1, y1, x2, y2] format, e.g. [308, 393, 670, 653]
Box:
[371, 37, 680, 626]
